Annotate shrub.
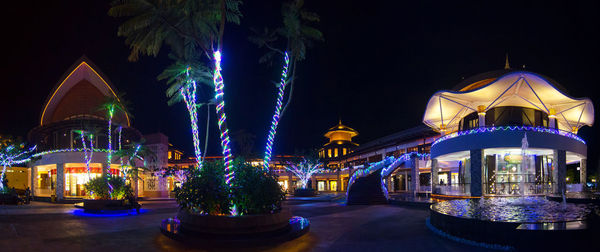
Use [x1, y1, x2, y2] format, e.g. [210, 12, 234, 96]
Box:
[84, 175, 133, 200]
[175, 159, 285, 216]
[231, 162, 286, 215]
[174, 161, 231, 215]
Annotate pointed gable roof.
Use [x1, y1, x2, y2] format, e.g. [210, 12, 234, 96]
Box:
[40, 56, 130, 126]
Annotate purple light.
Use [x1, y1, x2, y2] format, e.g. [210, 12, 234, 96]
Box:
[432, 126, 586, 147]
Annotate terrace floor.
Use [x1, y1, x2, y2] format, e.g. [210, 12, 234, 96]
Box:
[0, 198, 485, 252]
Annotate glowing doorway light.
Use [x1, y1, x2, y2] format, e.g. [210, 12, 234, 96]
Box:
[263, 51, 290, 171]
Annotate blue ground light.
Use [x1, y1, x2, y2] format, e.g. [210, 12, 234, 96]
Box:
[71, 208, 148, 217]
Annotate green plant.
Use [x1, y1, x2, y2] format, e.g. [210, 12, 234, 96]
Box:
[174, 159, 285, 216]
[174, 161, 231, 215]
[84, 175, 133, 200]
[231, 162, 286, 215]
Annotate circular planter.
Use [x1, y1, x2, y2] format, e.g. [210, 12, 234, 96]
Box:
[177, 208, 292, 235]
[81, 199, 140, 213]
[293, 188, 317, 197]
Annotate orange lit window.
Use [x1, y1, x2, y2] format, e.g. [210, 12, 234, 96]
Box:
[328, 149, 332, 158]
[334, 148, 338, 157]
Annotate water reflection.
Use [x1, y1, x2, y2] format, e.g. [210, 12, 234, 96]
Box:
[432, 197, 596, 223]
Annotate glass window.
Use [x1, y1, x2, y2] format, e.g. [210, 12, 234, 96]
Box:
[34, 164, 56, 197]
[317, 181, 326, 191]
[334, 148, 338, 157]
[328, 149, 332, 158]
[64, 163, 104, 197]
[330, 181, 337, 191]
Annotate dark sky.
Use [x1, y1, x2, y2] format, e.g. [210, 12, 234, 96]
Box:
[2, 1, 599, 171]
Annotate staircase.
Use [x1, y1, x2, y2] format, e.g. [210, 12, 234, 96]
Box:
[346, 171, 388, 205]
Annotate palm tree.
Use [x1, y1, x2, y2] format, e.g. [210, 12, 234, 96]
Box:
[249, 0, 324, 170]
[158, 58, 213, 168]
[109, 0, 242, 181]
[74, 128, 101, 179]
[97, 94, 132, 174]
[113, 141, 156, 198]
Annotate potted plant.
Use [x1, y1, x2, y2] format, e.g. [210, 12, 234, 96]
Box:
[82, 175, 139, 212]
[175, 160, 289, 235]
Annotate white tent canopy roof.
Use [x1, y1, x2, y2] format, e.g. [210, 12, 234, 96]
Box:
[423, 71, 594, 132]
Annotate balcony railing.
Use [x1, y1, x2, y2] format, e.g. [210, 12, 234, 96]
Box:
[432, 126, 585, 147]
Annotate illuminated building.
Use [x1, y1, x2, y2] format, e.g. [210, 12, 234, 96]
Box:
[25, 56, 174, 201]
[318, 120, 359, 168]
[424, 63, 594, 197]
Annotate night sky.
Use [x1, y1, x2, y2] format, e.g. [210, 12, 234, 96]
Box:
[2, 1, 599, 173]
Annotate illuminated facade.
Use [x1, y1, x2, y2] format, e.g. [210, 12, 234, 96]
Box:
[318, 120, 359, 168]
[424, 66, 594, 197]
[25, 56, 172, 201]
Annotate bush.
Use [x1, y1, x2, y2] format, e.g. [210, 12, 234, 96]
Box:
[174, 161, 231, 215]
[84, 175, 133, 200]
[175, 159, 285, 216]
[231, 162, 286, 215]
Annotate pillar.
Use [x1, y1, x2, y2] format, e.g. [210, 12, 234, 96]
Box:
[134, 168, 139, 199]
[336, 169, 341, 192]
[411, 154, 420, 193]
[288, 171, 293, 192]
[469, 149, 483, 197]
[548, 108, 556, 129]
[30, 165, 36, 197]
[56, 163, 64, 201]
[580, 159, 587, 185]
[477, 105, 486, 127]
[403, 172, 409, 191]
[311, 177, 317, 190]
[553, 150, 567, 194]
[431, 159, 438, 194]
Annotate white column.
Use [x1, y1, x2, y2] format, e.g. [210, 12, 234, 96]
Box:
[477, 105, 486, 127]
[548, 108, 556, 129]
[580, 159, 587, 185]
[56, 163, 64, 201]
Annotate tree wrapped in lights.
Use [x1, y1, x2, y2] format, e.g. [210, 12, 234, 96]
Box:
[98, 94, 131, 174]
[74, 129, 97, 178]
[285, 159, 322, 189]
[250, 0, 324, 170]
[0, 135, 36, 190]
[110, 0, 243, 214]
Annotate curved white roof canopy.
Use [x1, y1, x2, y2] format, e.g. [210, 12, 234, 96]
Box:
[423, 71, 594, 132]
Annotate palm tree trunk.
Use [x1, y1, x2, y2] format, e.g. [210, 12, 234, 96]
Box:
[180, 80, 203, 169]
[107, 111, 113, 174]
[80, 131, 91, 179]
[118, 126, 124, 179]
[203, 104, 210, 162]
[263, 52, 290, 170]
[212, 51, 234, 185]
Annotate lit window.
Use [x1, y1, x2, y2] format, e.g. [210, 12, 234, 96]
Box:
[328, 149, 332, 158]
[334, 148, 338, 157]
[168, 152, 172, 159]
[343, 148, 347, 155]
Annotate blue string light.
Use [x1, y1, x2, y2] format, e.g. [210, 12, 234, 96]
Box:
[263, 52, 290, 171]
[432, 126, 585, 147]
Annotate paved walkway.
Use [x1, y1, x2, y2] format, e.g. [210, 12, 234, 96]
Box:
[0, 200, 483, 251]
